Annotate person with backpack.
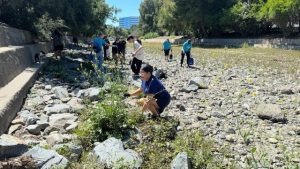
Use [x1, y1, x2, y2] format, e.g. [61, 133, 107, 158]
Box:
[181, 39, 192, 67]
[162, 39, 172, 61]
[124, 64, 171, 117]
[127, 36, 144, 76]
[91, 33, 109, 70]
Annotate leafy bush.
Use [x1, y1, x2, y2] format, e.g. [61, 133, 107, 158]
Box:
[142, 32, 160, 39]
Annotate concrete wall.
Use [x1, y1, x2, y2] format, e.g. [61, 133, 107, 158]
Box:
[0, 43, 51, 88]
[174, 38, 300, 50]
[0, 26, 32, 47]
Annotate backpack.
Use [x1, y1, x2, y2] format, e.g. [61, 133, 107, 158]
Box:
[188, 57, 194, 65]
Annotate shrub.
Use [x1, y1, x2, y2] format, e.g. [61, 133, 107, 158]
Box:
[142, 32, 160, 39]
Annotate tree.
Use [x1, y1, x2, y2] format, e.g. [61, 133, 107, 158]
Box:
[259, 0, 300, 36]
[0, 0, 115, 39]
[139, 0, 163, 34]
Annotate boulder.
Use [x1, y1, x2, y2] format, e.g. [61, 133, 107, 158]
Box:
[26, 121, 49, 135]
[18, 110, 39, 125]
[44, 104, 72, 115]
[92, 137, 142, 169]
[280, 87, 294, 95]
[171, 152, 191, 169]
[0, 134, 28, 159]
[75, 87, 101, 101]
[49, 113, 78, 129]
[181, 84, 199, 93]
[46, 133, 64, 146]
[67, 98, 84, 113]
[52, 86, 69, 100]
[256, 103, 287, 123]
[189, 77, 208, 89]
[85, 87, 101, 101]
[24, 146, 68, 169]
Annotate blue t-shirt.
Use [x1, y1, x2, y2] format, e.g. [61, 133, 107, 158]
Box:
[92, 37, 106, 51]
[182, 41, 192, 53]
[163, 41, 171, 50]
[141, 76, 165, 95]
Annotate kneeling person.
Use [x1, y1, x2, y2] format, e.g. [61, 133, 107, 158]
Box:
[124, 64, 171, 116]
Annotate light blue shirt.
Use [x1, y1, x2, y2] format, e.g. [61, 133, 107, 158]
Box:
[163, 41, 171, 50]
[182, 41, 192, 53]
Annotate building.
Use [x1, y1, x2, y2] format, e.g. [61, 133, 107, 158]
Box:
[119, 16, 139, 29]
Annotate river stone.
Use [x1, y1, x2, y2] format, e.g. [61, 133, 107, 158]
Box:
[8, 124, 22, 134]
[171, 152, 191, 169]
[52, 86, 69, 100]
[67, 98, 84, 113]
[189, 77, 209, 89]
[92, 137, 142, 169]
[46, 133, 64, 146]
[26, 121, 49, 135]
[49, 113, 78, 128]
[24, 146, 69, 169]
[256, 103, 287, 123]
[181, 84, 199, 93]
[44, 104, 72, 115]
[0, 134, 28, 159]
[18, 110, 39, 125]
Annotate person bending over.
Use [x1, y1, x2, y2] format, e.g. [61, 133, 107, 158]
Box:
[124, 64, 171, 117]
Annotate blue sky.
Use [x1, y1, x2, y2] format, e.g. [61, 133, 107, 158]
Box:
[105, 0, 142, 26]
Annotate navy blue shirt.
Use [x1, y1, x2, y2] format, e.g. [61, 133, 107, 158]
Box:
[141, 76, 165, 95]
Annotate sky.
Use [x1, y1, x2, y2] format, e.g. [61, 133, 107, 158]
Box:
[105, 0, 142, 26]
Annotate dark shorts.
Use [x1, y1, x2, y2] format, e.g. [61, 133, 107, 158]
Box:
[164, 49, 170, 56]
[155, 91, 171, 113]
[54, 45, 64, 51]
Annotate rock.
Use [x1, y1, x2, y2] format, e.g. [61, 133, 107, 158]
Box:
[26, 121, 49, 135]
[67, 98, 84, 113]
[24, 146, 68, 169]
[44, 104, 72, 115]
[46, 133, 64, 146]
[176, 104, 186, 111]
[8, 124, 22, 134]
[75, 87, 101, 101]
[0, 134, 28, 159]
[211, 111, 226, 118]
[18, 110, 39, 125]
[65, 122, 78, 132]
[92, 137, 142, 169]
[85, 87, 101, 101]
[52, 86, 69, 100]
[11, 118, 24, 125]
[256, 103, 287, 123]
[49, 113, 78, 129]
[154, 69, 167, 79]
[295, 108, 300, 115]
[268, 138, 278, 144]
[225, 134, 237, 143]
[45, 85, 52, 90]
[171, 152, 191, 169]
[80, 81, 90, 89]
[280, 87, 294, 95]
[181, 84, 199, 93]
[53, 143, 82, 161]
[189, 77, 208, 89]
[27, 96, 45, 107]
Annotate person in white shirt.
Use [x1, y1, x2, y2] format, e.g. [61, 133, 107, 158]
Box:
[127, 36, 144, 75]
